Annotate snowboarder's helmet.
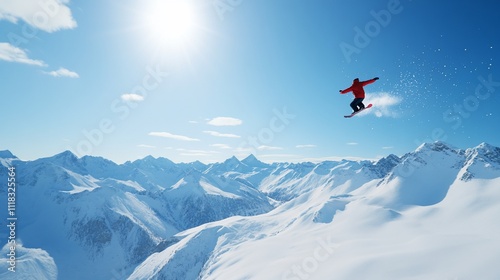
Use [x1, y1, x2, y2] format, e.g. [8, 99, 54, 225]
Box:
[353, 78, 359, 83]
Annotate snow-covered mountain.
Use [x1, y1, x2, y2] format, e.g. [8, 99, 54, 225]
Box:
[1, 141, 500, 279]
[0, 152, 272, 279]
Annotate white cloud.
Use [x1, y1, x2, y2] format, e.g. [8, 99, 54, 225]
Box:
[121, 93, 145, 102]
[234, 146, 254, 153]
[296, 144, 317, 148]
[203, 131, 240, 138]
[258, 145, 283, 151]
[364, 92, 403, 118]
[0, 43, 46, 66]
[347, 142, 358, 146]
[207, 117, 242, 126]
[149, 132, 199, 141]
[211, 144, 231, 149]
[44, 67, 79, 78]
[0, 0, 77, 32]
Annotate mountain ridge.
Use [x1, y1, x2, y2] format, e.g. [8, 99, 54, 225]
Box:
[0, 141, 499, 279]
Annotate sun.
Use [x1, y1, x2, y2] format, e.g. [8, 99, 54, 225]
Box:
[141, 0, 200, 50]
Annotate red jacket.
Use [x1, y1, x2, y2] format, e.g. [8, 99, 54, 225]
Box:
[340, 78, 377, 98]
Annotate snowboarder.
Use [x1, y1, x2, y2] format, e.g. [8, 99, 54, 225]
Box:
[339, 77, 379, 114]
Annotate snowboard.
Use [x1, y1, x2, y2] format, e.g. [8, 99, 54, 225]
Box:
[344, 103, 372, 118]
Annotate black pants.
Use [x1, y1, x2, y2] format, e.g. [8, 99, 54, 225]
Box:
[350, 98, 365, 112]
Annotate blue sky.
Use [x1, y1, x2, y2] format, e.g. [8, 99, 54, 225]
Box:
[1, 0, 499, 163]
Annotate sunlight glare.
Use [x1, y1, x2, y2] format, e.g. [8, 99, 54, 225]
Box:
[143, 0, 199, 49]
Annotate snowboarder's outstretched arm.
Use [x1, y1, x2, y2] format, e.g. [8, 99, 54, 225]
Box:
[360, 77, 379, 87]
[339, 87, 353, 94]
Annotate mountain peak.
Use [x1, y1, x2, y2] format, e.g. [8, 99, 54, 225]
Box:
[136, 155, 159, 164]
[415, 141, 457, 154]
[143, 155, 156, 161]
[0, 150, 16, 159]
[375, 153, 400, 167]
[53, 150, 79, 161]
[475, 142, 498, 152]
[224, 156, 241, 164]
[190, 160, 207, 170]
[243, 154, 258, 161]
[467, 142, 500, 163]
[43, 150, 82, 165]
[242, 154, 267, 167]
[35, 150, 86, 173]
[132, 155, 175, 167]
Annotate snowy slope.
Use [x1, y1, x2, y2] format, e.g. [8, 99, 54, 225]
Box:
[1, 142, 500, 279]
[129, 142, 500, 280]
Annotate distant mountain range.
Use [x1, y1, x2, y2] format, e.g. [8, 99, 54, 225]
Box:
[1, 141, 499, 279]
